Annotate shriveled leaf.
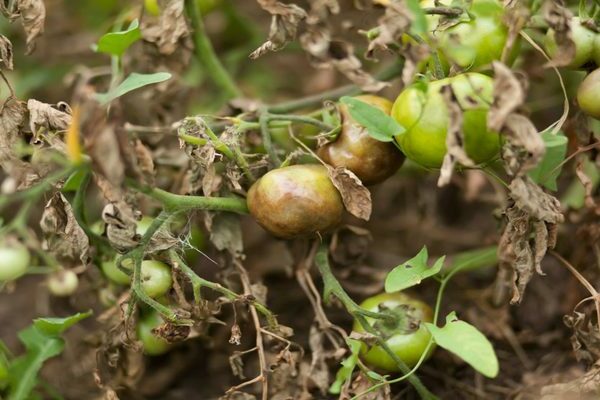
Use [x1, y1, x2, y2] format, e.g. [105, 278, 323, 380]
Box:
[0, 35, 13, 70]
[101, 202, 140, 252]
[329, 338, 362, 394]
[142, 0, 189, 55]
[340, 96, 404, 142]
[327, 166, 372, 221]
[385, 247, 445, 292]
[27, 99, 72, 133]
[11, 0, 46, 54]
[527, 131, 567, 191]
[488, 62, 525, 132]
[95, 72, 172, 105]
[209, 213, 243, 257]
[366, 1, 412, 58]
[542, 2, 576, 68]
[425, 312, 499, 378]
[96, 19, 141, 56]
[250, 0, 307, 59]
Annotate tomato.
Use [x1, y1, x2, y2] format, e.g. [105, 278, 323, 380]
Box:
[47, 270, 79, 297]
[545, 17, 596, 69]
[140, 260, 172, 298]
[317, 95, 405, 185]
[392, 72, 501, 169]
[101, 257, 131, 285]
[578, 67, 600, 118]
[137, 311, 172, 356]
[0, 241, 30, 282]
[428, 0, 510, 71]
[136, 216, 154, 236]
[270, 122, 320, 153]
[247, 165, 344, 238]
[353, 292, 435, 372]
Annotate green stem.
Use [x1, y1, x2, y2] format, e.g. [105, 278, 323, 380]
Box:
[203, 122, 255, 181]
[169, 250, 278, 328]
[184, 0, 241, 100]
[265, 113, 334, 132]
[314, 244, 437, 400]
[128, 179, 249, 214]
[266, 61, 404, 114]
[260, 112, 281, 166]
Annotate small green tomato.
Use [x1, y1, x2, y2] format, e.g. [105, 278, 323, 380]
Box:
[137, 312, 172, 356]
[0, 241, 30, 282]
[140, 260, 172, 298]
[47, 270, 79, 297]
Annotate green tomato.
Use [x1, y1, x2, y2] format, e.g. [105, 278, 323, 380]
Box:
[247, 165, 344, 238]
[137, 312, 172, 356]
[545, 17, 596, 69]
[392, 72, 501, 169]
[435, 0, 508, 70]
[101, 257, 131, 285]
[136, 216, 154, 236]
[353, 292, 435, 372]
[0, 242, 30, 282]
[140, 260, 172, 298]
[47, 270, 79, 297]
[578, 67, 600, 118]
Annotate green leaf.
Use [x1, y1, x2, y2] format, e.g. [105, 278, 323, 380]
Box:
[384, 247, 445, 293]
[407, 0, 428, 35]
[6, 312, 92, 400]
[444, 246, 498, 274]
[425, 312, 499, 378]
[527, 131, 568, 191]
[329, 338, 362, 394]
[33, 311, 92, 336]
[95, 72, 172, 105]
[61, 169, 87, 192]
[340, 96, 405, 142]
[95, 19, 141, 56]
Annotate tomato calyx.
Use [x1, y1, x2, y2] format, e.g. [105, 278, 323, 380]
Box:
[372, 304, 422, 339]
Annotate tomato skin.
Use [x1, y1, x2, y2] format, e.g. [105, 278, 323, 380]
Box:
[317, 95, 405, 185]
[101, 258, 131, 285]
[578, 68, 600, 118]
[137, 312, 172, 356]
[141, 260, 173, 298]
[545, 17, 596, 69]
[392, 73, 501, 169]
[47, 270, 79, 297]
[353, 292, 435, 372]
[247, 165, 344, 239]
[0, 242, 30, 282]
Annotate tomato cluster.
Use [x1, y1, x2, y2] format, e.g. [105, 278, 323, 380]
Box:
[545, 17, 600, 69]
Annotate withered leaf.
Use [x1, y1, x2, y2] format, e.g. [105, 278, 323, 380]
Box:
[488, 62, 525, 132]
[40, 192, 90, 265]
[542, 1, 576, 68]
[209, 212, 244, 257]
[366, 2, 412, 59]
[540, 361, 600, 399]
[0, 35, 13, 70]
[500, 114, 546, 176]
[102, 202, 140, 252]
[300, 31, 388, 92]
[142, 0, 189, 55]
[1, 0, 46, 54]
[133, 139, 155, 186]
[510, 176, 563, 224]
[327, 166, 372, 221]
[90, 126, 125, 186]
[27, 99, 72, 134]
[250, 0, 307, 59]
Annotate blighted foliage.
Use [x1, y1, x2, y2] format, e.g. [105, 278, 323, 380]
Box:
[2, 0, 600, 399]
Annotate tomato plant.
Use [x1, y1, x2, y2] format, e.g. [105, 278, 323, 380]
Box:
[0, 242, 30, 282]
[545, 17, 597, 69]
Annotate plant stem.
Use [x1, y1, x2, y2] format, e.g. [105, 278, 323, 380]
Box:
[184, 0, 241, 100]
[266, 113, 334, 132]
[169, 250, 278, 328]
[260, 112, 281, 166]
[314, 244, 438, 400]
[266, 61, 404, 114]
[128, 180, 249, 214]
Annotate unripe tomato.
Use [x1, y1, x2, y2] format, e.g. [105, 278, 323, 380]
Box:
[317, 95, 405, 185]
[247, 165, 344, 238]
[353, 292, 435, 372]
[140, 260, 172, 298]
[137, 311, 172, 356]
[545, 17, 596, 69]
[270, 122, 320, 153]
[435, 0, 509, 70]
[392, 73, 501, 168]
[0, 241, 30, 282]
[136, 216, 154, 236]
[47, 270, 79, 297]
[578, 68, 600, 118]
[101, 257, 131, 285]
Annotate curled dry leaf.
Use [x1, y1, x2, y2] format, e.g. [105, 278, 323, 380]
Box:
[438, 84, 474, 187]
[142, 0, 189, 55]
[0, 0, 46, 54]
[133, 139, 156, 186]
[366, 1, 412, 59]
[101, 202, 140, 252]
[0, 99, 32, 183]
[496, 177, 563, 304]
[345, 372, 391, 400]
[40, 192, 90, 265]
[208, 213, 244, 258]
[91, 126, 126, 186]
[488, 62, 525, 132]
[27, 99, 72, 134]
[250, 0, 307, 59]
[327, 166, 372, 221]
[300, 30, 388, 92]
[564, 311, 600, 364]
[541, 1, 576, 68]
[306, 0, 340, 24]
[575, 157, 600, 214]
[0, 35, 13, 70]
[540, 361, 600, 400]
[305, 325, 331, 395]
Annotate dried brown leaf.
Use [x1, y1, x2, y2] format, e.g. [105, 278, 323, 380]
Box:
[305, 326, 330, 394]
[101, 202, 140, 252]
[91, 126, 126, 186]
[488, 62, 525, 132]
[40, 192, 90, 265]
[542, 1, 576, 68]
[142, 0, 189, 55]
[501, 113, 546, 176]
[327, 166, 372, 221]
[27, 99, 72, 134]
[133, 139, 155, 185]
[250, 0, 307, 59]
[541, 361, 600, 400]
[0, 35, 13, 70]
[564, 311, 600, 364]
[1, 0, 46, 53]
[366, 2, 412, 58]
[209, 213, 244, 257]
